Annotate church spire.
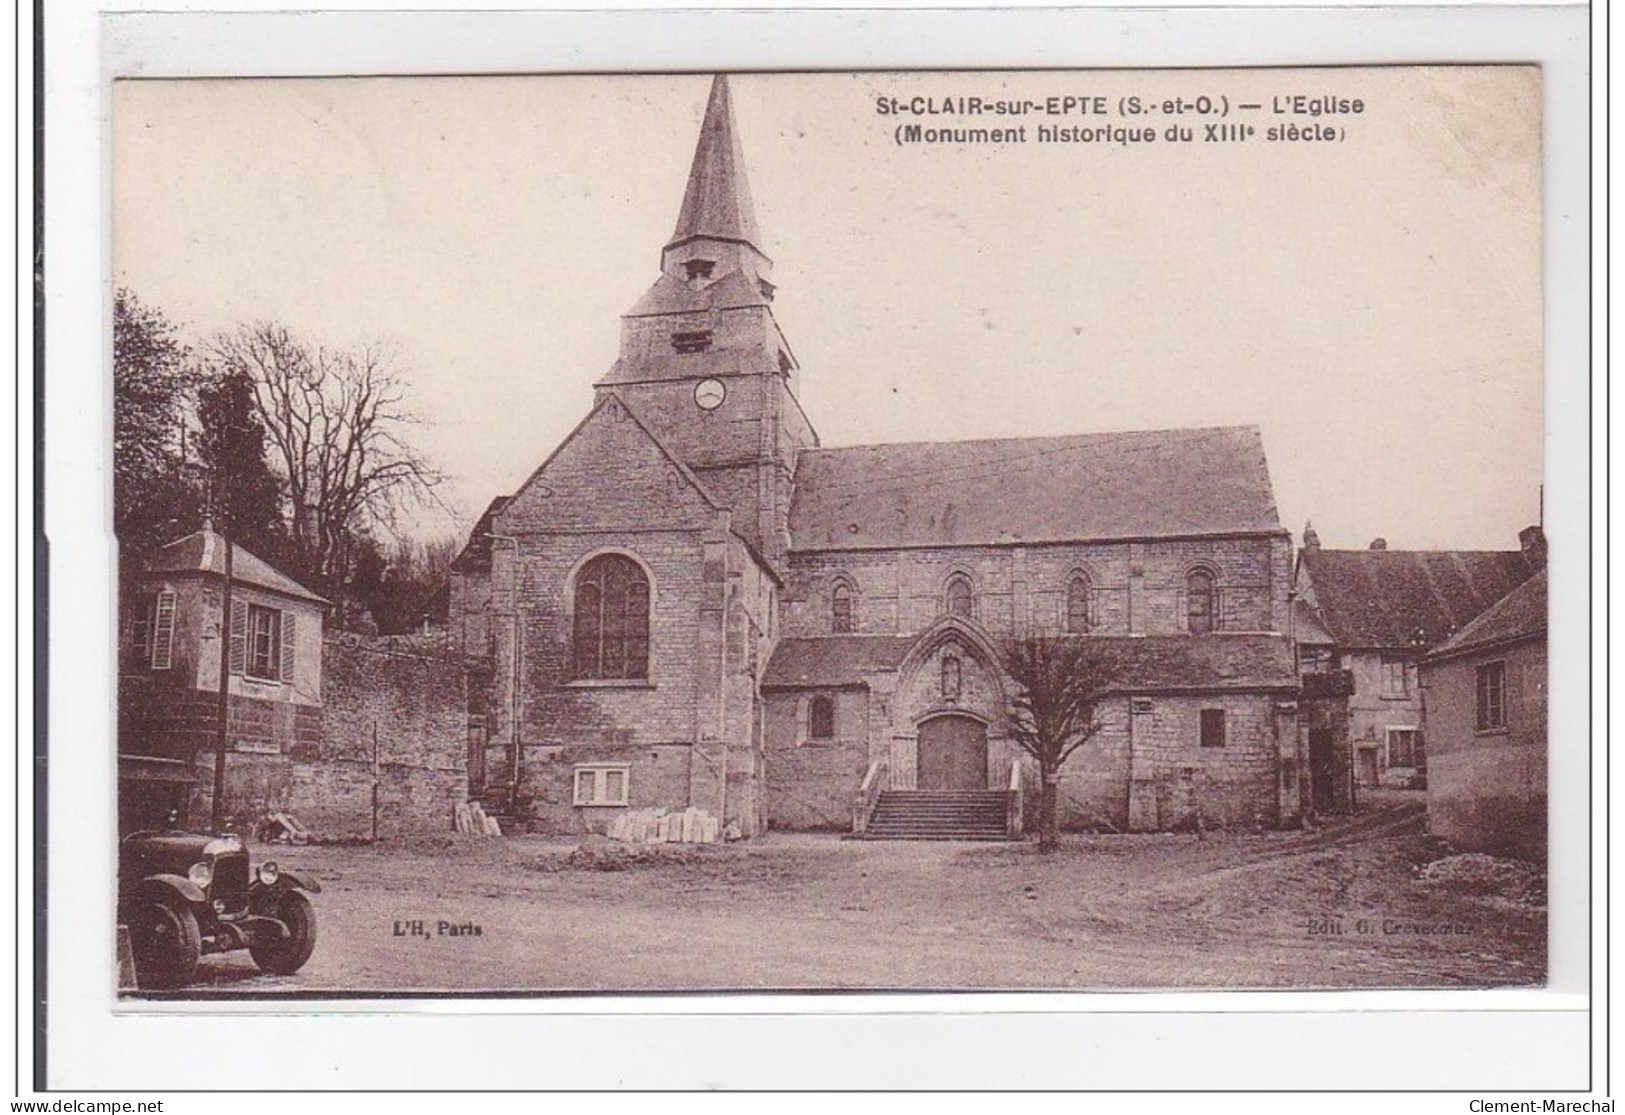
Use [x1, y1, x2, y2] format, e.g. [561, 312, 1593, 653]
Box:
[666, 75, 763, 257]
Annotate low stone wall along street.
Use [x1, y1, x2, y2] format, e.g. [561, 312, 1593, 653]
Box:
[180, 633, 474, 840]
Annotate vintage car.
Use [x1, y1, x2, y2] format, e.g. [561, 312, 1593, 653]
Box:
[117, 758, 320, 989]
[119, 828, 321, 989]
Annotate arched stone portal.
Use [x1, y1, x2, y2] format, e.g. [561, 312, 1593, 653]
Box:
[916, 714, 989, 791]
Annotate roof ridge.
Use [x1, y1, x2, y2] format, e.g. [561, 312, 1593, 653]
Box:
[800, 424, 1261, 457]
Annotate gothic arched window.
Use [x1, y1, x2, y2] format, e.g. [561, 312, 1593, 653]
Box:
[1066, 573, 1093, 634]
[1186, 569, 1216, 635]
[945, 574, 974, 618]
[808, 695, 835, 741]
[831, 580, 854, 633]
[573, 554, 650, 679]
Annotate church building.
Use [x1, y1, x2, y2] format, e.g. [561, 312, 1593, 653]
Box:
[449, 75, 1304, 837]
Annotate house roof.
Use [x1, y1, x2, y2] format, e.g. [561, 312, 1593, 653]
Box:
[1299, 548, 1536, 650]
[1293, 598, 1336, 646]
[1428, 567, 1547, 660]
[787, 425, 1283, 552]
[761, 635, 917, 689]
[761, 633, 1296, 692]
[450, 497, 511, 574]
[145, 529, 327, 604]
[1092, 635, 1298, 692]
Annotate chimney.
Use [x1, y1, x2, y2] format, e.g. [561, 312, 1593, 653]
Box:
[1368, 538, 1387, 551]
[1302, 521, 1320, 552]
[1519, 525, 1547, 570]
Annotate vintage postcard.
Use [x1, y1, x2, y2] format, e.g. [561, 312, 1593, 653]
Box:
[109, 66, 1548, 998]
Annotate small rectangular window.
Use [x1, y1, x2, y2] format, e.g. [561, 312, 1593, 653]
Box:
[808, 696, 836, 741]
[1199, 708, 1226, 748]
[1476, 661, 1508, 731]
[573, 764, 631, 806]
[1381, 657, 1409, 698]
[1387, 728, 1420, 767]
[246, 604, 281, 681]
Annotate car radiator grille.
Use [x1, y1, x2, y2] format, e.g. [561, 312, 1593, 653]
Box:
[212, 854, 251, 913]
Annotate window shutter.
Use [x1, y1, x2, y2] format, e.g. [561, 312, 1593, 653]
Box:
[228, 599, 248, 676]
[150, 590, 177, 670]
[279, 611, 296, 683]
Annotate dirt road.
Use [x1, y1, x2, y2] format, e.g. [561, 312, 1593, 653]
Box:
[170, 792, 1544, 994]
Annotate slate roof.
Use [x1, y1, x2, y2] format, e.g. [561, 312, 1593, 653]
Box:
[450, 497, 511, 574]
[622, 268, 771, 321]
[761, 633, 1296, 692]
[667, 75, 762, 252]
[1089, 635, 1298, 692]
[760, 635, 917, 689]
[146, 529, 327, 604]
[1293, 598, 1336, 646]
[1428, 567, 1547, 660]
[1299, 548, 1536, 650]
[787, 425, 1283, 552]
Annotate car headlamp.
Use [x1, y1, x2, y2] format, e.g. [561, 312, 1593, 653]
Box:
[187, 860, 213, 889]
[257, 862, 280, 886]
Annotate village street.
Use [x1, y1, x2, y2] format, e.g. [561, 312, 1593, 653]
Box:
[175, 792, 1544, 994]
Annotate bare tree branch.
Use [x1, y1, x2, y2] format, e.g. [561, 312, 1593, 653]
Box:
[1002, 634, 1134, 850]
[206, 323, 445, 599]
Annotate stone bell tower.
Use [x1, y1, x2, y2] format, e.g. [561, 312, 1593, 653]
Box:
[595, 74, 817, 571]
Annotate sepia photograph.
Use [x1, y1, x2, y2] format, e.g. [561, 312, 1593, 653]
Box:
[108, 65, 1550, 998]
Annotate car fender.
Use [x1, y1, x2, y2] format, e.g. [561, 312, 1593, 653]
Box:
[249, 873, 321, 913]
[276, 869, 320, 894]
[126, 874, 207, 907]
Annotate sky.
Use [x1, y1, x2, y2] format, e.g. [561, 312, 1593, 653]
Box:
[112, 68, 1544, 552]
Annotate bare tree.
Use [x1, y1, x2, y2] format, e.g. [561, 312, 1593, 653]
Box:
[1002, 636, 1131, 852]
[208, 323, 443, 598]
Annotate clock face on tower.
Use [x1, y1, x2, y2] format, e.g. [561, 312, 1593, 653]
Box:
[694, 378, 726, 411]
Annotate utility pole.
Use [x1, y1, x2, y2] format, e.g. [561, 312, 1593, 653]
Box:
[210, 498, 235, 832]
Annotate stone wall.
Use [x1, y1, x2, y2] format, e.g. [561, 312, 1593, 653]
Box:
[763, 689, 870, 831]
[299, 633, 470, 838]
[516, 743, 699, 836]
[1123, 693, 1284, 831]
[178, 634, 472, 839]
[781, 536, 1289, 642]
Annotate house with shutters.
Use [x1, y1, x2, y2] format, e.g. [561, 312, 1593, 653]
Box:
[119, 526, 327, 825]
[120, 526, 479, 837]
[448, 74, 1308, 839]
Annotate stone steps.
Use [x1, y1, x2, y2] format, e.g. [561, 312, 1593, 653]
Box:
[858, 790, 1012, 841]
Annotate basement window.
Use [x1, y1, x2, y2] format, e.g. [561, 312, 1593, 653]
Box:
[574, 764, 630, 807]
[671, 330, 713, 353]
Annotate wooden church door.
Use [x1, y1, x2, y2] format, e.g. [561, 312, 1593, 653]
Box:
[916, 715, 989, 791]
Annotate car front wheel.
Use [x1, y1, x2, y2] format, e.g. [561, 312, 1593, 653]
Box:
[249, 890, 317, 976]
[126, 899, 202, 990]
